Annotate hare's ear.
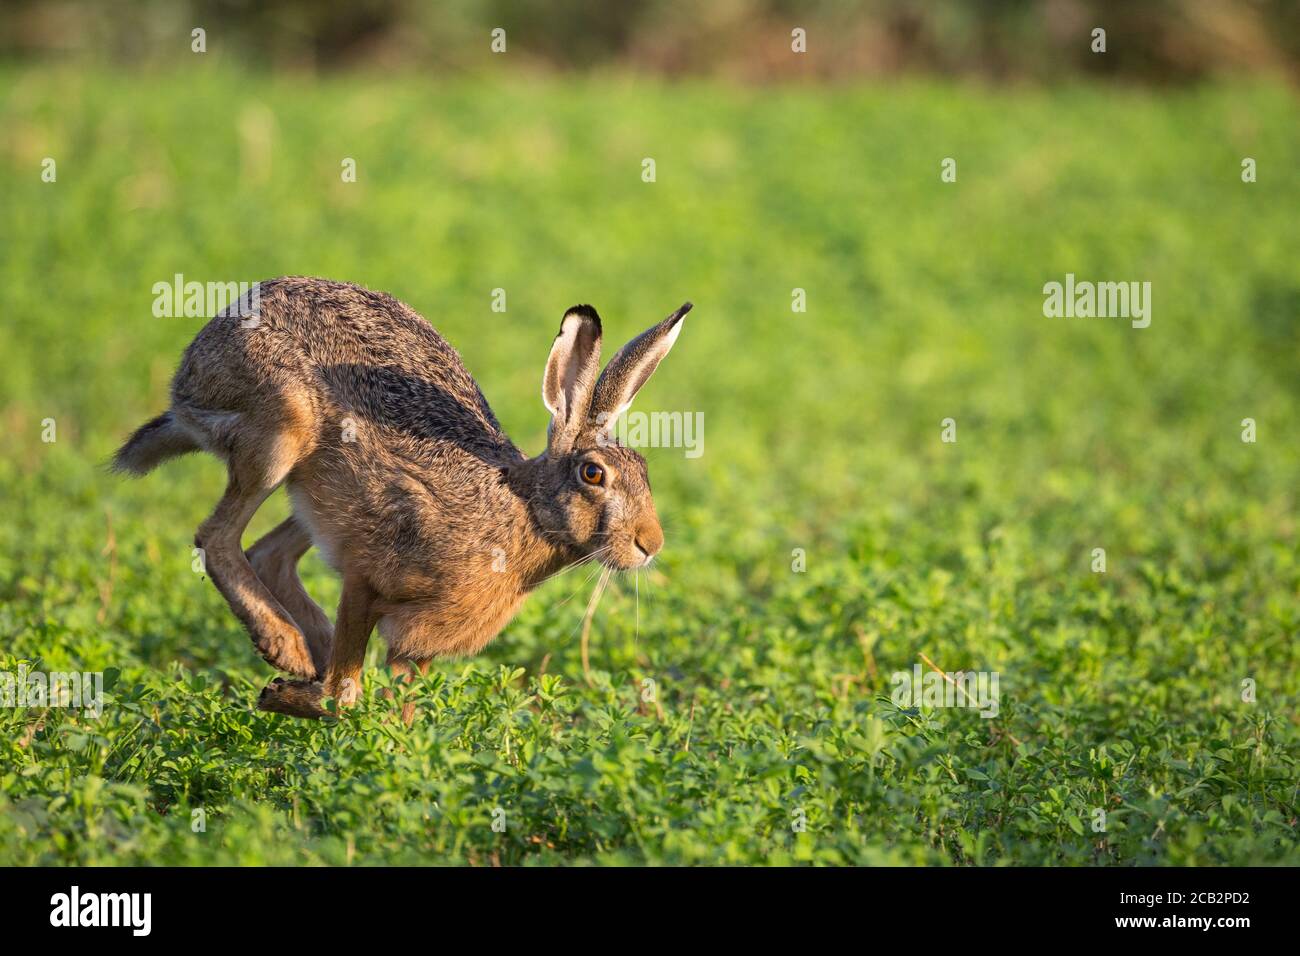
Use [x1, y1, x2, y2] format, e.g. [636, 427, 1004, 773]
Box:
[543, 305, 603, 454]
[589, 302, 691, 434]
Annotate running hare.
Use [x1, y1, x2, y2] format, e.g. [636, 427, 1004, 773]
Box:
[115, 277, 690, 718]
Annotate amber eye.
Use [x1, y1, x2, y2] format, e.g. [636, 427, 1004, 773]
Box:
[579, 462, 605, 486]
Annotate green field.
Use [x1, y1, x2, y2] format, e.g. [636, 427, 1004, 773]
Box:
[1, 68, 1298, 865]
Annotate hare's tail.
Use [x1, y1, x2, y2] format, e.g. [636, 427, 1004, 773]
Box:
[112, 411, 198, 475]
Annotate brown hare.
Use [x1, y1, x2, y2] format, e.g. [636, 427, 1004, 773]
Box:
[114, 277, 690, 718]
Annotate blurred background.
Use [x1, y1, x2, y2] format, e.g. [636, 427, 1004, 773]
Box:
[1, 1, 1298, 865]
[3, 0, 1300, 83]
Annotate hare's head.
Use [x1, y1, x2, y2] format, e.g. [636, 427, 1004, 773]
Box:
[518, 302, 691, 571]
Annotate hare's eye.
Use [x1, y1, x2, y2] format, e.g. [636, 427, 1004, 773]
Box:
[580, 463, 605, 486]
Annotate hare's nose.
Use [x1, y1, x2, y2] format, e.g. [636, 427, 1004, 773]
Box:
[634, 521, 664, 558]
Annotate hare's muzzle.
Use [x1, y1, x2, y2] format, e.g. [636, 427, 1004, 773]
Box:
[633, 519, 664, 564]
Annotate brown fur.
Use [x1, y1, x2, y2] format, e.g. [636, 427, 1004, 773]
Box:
[114, 278, 690, 719]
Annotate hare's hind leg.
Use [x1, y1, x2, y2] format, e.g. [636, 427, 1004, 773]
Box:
[246, 515, 332, 677]
[258, 573, 378, 719]
[192, 420, 319, 679]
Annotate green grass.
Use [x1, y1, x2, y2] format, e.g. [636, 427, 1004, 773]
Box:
[1, 67, 1298, 865]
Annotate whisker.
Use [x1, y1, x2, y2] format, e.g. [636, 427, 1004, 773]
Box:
[531, 545, 613, 589]
[580, 566, 613, 686]
[535, 527, 613, 540]
[549, 561, 605, 614]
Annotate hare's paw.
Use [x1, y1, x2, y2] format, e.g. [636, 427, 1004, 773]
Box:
[257, 677, 327, 719]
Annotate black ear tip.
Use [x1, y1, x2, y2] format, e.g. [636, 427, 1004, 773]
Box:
[565, 304, 601, 322]
[561, 304, 602, 335]
[671, 301, 693, 322]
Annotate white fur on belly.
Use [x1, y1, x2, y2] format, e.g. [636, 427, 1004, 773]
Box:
[288, 483, 341, 571]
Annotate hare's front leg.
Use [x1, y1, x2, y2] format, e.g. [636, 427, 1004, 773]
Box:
[258, 573, 378, 718]
[386, 652, 432, 726]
